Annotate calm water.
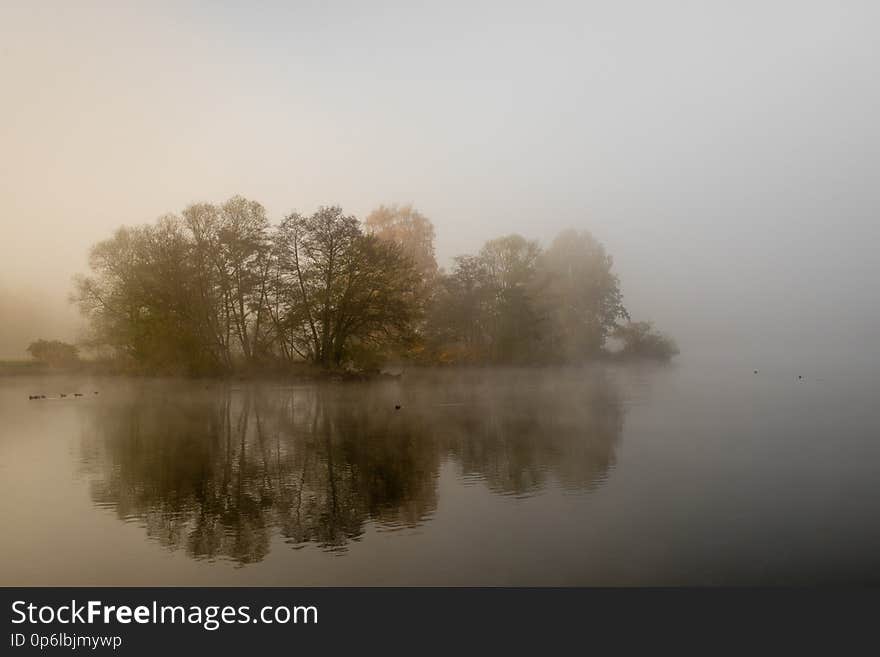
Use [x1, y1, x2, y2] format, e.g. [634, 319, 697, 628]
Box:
[1, 360, 879, 585]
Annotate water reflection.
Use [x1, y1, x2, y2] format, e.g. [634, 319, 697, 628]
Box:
[79, 370, 624, 564]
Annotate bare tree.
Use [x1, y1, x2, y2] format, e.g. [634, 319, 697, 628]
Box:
[273, 206, 422, 367]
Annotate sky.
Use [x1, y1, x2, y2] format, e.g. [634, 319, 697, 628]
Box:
[1, 1, 878, 367]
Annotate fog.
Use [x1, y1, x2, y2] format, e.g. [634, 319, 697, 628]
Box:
[2, 1, 878, 369]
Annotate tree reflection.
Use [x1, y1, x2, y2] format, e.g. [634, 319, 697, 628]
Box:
[80, 370, 624, 564]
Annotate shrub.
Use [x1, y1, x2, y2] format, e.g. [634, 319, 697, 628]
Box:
[25, 339, 81, 368]
[613, 322, 679, 361]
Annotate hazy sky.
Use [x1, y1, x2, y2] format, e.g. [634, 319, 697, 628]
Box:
[2, 1, 878, 365]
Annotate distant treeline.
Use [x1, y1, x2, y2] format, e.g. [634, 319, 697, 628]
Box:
[70, 197, 677, 375]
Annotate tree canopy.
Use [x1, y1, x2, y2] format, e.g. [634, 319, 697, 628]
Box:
[364, 204, 438, 283]
[272, 207, 422, 367]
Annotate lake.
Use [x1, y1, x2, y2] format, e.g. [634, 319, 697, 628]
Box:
[1, 359, 879, 585]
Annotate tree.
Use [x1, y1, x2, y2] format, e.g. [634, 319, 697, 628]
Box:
[26, 339, 80, 367]
[427, 235, 544, 363]
[425, 255, 493, 362]
[216, 196, 273, 365]
[272, 206, 422, 367]
[73, 218, 211, 373]
[181, 202, 234, 369]
[364, 204, 438, 282]
[364, 205, 440, 362]
[536, 229, 629, 361]
[478, 234, 543, 362]
[181, 196, 273, 367]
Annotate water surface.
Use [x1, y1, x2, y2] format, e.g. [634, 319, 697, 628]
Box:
[1, 361, 878, 585]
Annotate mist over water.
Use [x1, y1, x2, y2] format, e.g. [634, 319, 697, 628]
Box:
[2, 363, 878, 585]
